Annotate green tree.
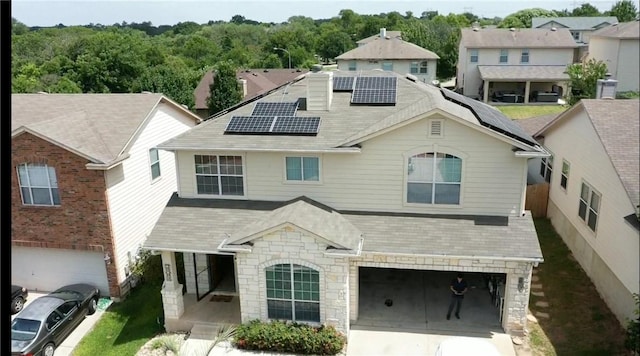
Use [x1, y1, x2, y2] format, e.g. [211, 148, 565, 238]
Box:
[207, 61, 243, 116]
[572, 3, 601, 16]
[498, 8, 558, 28]
[317, 28, 354, 62]
[12, 62, 42, 93]
[625, 293, 639, 353]
[132, 56, 199, 108]
[607, 0, 639, 21]
[566, 58, 608, 105]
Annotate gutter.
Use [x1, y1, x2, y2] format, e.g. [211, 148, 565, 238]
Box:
[85, 154, 131, 170]
[323, 237, 364, 257]
[217, 238, 253, 253]
[157, 147, 362, 154]
[365, 250, 544, 264]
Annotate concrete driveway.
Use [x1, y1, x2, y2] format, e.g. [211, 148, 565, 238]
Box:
[11, 290, 106, 356]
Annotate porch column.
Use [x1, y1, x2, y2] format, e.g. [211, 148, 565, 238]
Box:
[483, 80, 490, 103]
[160, 251, 184, 320]
[524, 81, 531, 104]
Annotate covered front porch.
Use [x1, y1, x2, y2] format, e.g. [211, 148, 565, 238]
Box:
[478, 65, 569, 104]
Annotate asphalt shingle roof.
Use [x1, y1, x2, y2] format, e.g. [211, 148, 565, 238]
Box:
[531, 17, 618, 30]
[516, 113, 561, 137]
[591, 20, 640, 39]
[460, 28, 579, 48]
[478, 65, 570, 81]
[336, 36, 440, 60]
[357, 31, 403, 45]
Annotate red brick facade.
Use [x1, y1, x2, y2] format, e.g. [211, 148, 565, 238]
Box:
[11, 133, 121, 297]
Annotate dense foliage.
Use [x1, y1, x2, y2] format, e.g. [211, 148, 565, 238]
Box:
[234, 320, 346, 355]
[11, 3, 630, 111]
[626, 293, 640, 353]
[565, 58, 608, 105]
[207, 60, 243, 116]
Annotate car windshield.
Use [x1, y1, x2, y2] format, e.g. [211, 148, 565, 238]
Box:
[11, 318, 40, 341]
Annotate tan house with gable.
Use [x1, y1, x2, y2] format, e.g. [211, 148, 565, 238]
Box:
[144, 69, 548, 338]
[532, 16, 618, 59]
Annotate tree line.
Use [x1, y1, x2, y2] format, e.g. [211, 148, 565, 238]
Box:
[11, 1, 638, 110]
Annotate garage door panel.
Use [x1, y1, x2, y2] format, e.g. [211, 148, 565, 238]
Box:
[12, 246, 110, 296]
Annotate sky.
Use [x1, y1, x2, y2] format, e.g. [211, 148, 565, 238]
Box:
[11, 0, 637, 27]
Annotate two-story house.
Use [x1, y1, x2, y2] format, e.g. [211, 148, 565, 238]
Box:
[11, 93, 200, 299]
[355, 29, 401, 47]
[193, 68, 309, 119]
[336, 28, 440, 84]
[522, 97, 639, 326]
[143, 69, 547, 338]
[587, 20, 640, 94]
[457, 27, 579, 104]
[532, 16, 618, 59]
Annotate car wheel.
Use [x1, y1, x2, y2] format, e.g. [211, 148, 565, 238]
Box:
[87, 297, 98, 315]
[11, 296, 25, 314]
[43, 343, 55, 356]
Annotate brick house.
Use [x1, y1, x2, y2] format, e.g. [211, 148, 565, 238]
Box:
[11, 93, 200, 299]
[144, 69, 546, 337]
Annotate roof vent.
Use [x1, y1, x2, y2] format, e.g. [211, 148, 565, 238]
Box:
[595, 73, 617, 99]
[141, 91, 152, 94]
[550, 27, 557, 31]
[473, 27, 479, 32]
[263, 69, 269, 72]
[37, 91, 48, 94]
[406, 73, 417, 82]
[311, 64, 322, 73]
[510, 27, 515, 32]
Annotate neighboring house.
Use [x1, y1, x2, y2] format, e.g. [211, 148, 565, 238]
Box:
[336, 28, 440, 84]
[143, 69, 548, 337]
[587, 20, 640, 93]
[457, 27, 579, 103]
[356, 28, 402, 46]
[532, 16, 618, 59]
[11, 93, 201, 299]
[522, 97, 639, 326]
[193, 68, 309, 119]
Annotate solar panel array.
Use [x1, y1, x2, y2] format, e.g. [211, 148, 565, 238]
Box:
[351, 76, 397, 105]
[440, 89, 536, 146]
[225, 115, 320, 135]
[355, 76, 397, 90]
[333, 77, 355, 91]
[252, 101, 298, 116]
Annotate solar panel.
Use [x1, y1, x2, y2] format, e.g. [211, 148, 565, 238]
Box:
[440, 89, 536, 146]
[355, 76, 397, 90]
[251, 102, 298, 116]
[272, 116, 321, 134]
[351, 89, 397, 105]
[333, 77, 355, 91]
[225, 116, 275, 133]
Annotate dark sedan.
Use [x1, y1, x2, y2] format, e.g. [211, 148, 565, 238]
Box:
[11, 283, 100, 356]
[12, 285, 29, 314]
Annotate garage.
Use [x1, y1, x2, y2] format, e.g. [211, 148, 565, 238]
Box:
[356, 267, 505, 333]
[12, 246, 110, 296]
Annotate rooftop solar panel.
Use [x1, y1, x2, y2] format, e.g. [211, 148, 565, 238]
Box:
[225, 116, 275, 133]
[333, 77, 355, 91]
[355, 76, 397, 90]
[440, 89, 536, 146]
[272, 116, 321, 134]
[351, 89, 397, 105]
[252, 102, 298, 116]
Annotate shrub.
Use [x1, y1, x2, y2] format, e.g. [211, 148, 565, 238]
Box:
[149, 334, 181, 354]
[234, 320, 346, 355]
[625, 293, 639, 353]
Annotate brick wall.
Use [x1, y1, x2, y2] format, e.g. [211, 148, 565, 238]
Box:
[11, 133, 120, 297]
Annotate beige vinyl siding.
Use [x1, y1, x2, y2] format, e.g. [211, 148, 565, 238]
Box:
[544, 109, 639, 295]
[177, 115, 526, 216]
[106, 104, 196, 283]
[337, 59, 437, 84]
[617, 40, 640, 92]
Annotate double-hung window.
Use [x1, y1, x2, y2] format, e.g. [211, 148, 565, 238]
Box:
[470, 49, 479, 63]
[382, 62, 393, 71]
[540, 156, 553, 183]
[521, 49, 530, 63]
[286, 157, 319, 182]
[410, 62, 419, 74]
[560, 160, 570, 190]
[407, 152, 462, 204]
[266, 264, 320, 322]
[578, 182, 600, 232]
[194, 155, 244, 196]
[149, 148, 161, 180]
[419, 61, 428, 73]
[17, 163, 60, 206]
[348, 61, 356, 71]
[499, 49, 508, 63]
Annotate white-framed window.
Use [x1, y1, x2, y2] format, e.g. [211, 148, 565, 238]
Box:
[540, 155, 553, 183]
[285, 156, 319, 182]
[149, 148, 161, 180]
[410, 62, 419, 74]
[578, 181, 600, 232]
[348, 61, 356, 71]
[17, 163, 60, 206]
[382, 62, 393, 71]
[419, 61, 428, 73]
[265, 264, 320, 322]
[470, 49, 479, 63]
[194, 154, 244, 196]
[407, 151, 462, 205]
[560, 160, 570, 190]
[521, 49, 530, 63]
[571, 31, 580, 41]
[499, 49, 508, 63]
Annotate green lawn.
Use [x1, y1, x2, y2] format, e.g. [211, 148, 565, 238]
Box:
[73, 277, 164, 355]
[496, 105, 568, 120]
[529, 218, 628, 355]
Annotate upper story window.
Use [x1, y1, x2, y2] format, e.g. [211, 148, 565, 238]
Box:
[17, 163, 60, 206]
[266, 264, 320, 322]
[560, 160, 570, 190]
[149, 148, 161, 180]
[410, 62, 419, 74]
[407, 152, 462, 205]
[410, 61, 429, 74]
[348, 61, 356, 71]
[382, 62, 393, 71]
[571, 31, 580, 41]
[540, 155, 553, 183]
[470, 49, 479, 63]
[286, 157, 319, 182]
[521, 49, 530, 63]
[419, 61, 428, 73]
[499, 49, 508, 63]
[578, 181, 600, 232]
[194, 155, 244, 196]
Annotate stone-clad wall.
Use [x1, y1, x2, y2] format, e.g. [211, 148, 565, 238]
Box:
[349, 253, 534, 335]
[235, 227, 351, 334]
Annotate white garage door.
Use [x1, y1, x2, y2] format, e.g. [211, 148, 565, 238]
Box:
[12, 246, 110, 296]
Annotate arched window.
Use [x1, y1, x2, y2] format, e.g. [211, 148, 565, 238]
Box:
[265, 264, 320, 322]
[407, 152, 462, 204]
